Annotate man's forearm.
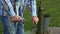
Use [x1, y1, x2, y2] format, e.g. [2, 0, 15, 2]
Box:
[5, 0, 15, 17]
[30, 0, 37, 16]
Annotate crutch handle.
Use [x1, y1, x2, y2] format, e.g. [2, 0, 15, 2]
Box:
[15, 3, 24, 22]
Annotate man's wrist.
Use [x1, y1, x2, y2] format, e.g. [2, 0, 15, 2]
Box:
[9, 11, 16, 17]
[32, 13, 37, 16]
[11, 13, 15, 17]
[32, 15, 37, 17]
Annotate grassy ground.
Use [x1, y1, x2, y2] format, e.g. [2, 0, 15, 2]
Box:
[0, 0, 60, 33]
[41, 0, 60, 27]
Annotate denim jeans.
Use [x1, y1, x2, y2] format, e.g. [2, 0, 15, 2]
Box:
[0, 15, 24, 34]
[0, 15, 10, 34]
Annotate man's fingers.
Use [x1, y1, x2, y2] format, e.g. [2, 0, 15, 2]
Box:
[35, 22, 38, 24]
[32, 16, 39, 24]
[33, 19, 39, 24]
[19, 16, 23, 20]
[35, 21, 38, 24]
[35, 19, 39, 24]
[33, 21, 37, 24]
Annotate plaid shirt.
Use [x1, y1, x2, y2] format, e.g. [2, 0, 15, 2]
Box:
[0, 0, 7, 16]
[0, 0, 37, 17]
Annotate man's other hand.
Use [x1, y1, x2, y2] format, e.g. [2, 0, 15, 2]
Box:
[32, 16, 39, 24]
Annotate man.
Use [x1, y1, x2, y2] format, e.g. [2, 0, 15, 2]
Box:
[0, 0, 39, 34]
[14, 0, 39, 34]
[0, 0, 20, 34]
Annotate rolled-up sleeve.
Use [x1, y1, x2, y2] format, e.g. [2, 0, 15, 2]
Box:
[28, 0, 37, 16]
[5, 0, 15, 17]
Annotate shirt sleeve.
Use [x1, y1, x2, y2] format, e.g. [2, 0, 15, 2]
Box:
[28, 0, 37, 16]
[5, 0, 15, 17]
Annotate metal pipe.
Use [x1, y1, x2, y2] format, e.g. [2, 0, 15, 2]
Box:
[43, 14, 50, 34]
[15, 0, 24, 34]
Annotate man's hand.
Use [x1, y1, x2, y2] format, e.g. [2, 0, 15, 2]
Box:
[11, 15, 23, 22]
[32, 16, 39, 24]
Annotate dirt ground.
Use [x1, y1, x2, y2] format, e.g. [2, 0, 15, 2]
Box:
[48, 27, 60, 34]
[25, 27, 60, 34]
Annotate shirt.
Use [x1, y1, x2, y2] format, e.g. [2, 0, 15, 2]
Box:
[0, 0, 37, 17]
[0, 0, 7, 16]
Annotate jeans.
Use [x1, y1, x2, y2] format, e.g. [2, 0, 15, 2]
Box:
[0, 15, 10, 34]
[0, 15, 24, 34]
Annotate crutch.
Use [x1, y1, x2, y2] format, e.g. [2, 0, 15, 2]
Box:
[15, 1, 20, 34]
[15, 1, 24, 34]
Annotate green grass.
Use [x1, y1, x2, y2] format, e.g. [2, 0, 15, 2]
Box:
[0, 0, 60, 33]
[41, 0, 60, 27]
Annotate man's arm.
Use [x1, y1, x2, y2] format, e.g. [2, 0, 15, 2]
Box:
[29, 0, 37, 16]
[4, 0, 22, 22]
[28, 0, 39, 24]
[4, 0, 15, 17]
